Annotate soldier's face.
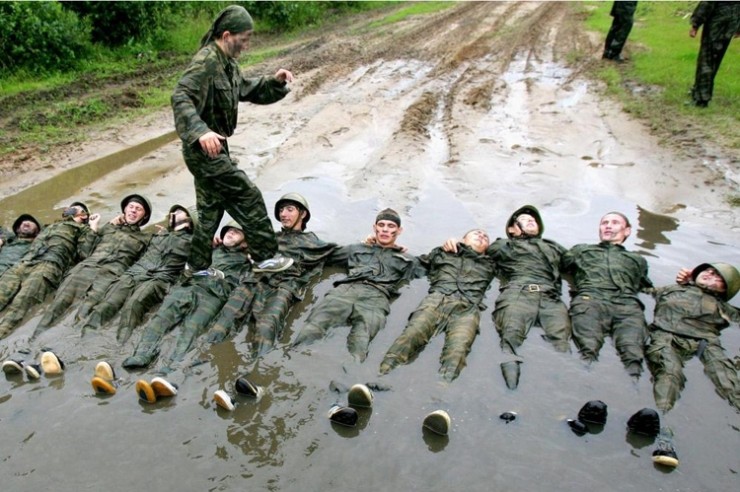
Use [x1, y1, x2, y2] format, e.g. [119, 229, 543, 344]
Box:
[514, 214, 539, 236]
[16, 220, 39, 238]
[599, 213, 630, 244]
[171, 209, 191, 231]
[373, 220, 401, 247]
[222, 30, 252, 59]
[462, 229, 490, 253]
[222, 228, 245, 248]
[279, 204, 305, 231]
[695, 267, 727, 296]
[123, 202, 147, 225]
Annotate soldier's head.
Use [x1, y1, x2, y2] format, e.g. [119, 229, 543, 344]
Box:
[12, 214, 41, 240]
[462, 229, 490, 253]
[692, 263, 739, 301]
[220, 221, 247, 249]
[275, 193, 310, 231]
[120, 194, 152, 226]
[203, 5, 254, 58]
[506, 205, 543, 239]
[374, 208, 403, 248]
[598, 211, 631, 245]
[168, 205, 195, 233]
[62, 201, 90, 224]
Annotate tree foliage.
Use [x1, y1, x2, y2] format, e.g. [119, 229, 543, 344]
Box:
[0, 1, 90, 74]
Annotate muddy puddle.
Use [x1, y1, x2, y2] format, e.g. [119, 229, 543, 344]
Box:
[1, 41, 739, 492]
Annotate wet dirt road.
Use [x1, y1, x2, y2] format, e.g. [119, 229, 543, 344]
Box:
[1, 3, 738, 491]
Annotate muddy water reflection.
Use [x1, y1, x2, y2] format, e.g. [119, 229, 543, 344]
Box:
[0, 132, 177, 226]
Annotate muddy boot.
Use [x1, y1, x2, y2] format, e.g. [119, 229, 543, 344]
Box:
[652, 426, 679, 468]
[501, 361, 521, 390]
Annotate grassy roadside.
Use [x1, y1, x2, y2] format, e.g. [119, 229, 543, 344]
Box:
[578, 1, 739, 151]
[0, 2, 401, 160]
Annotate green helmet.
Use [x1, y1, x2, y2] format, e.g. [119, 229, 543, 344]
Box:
[506, 205, 543, 239]
[274, 192, 311, 230]
[692, 262, 740, 301]
[121, 194, 152, 226]
[168, 204, 197, 231]
[220, 220, 244, 240]
[12, 214, 42, 236]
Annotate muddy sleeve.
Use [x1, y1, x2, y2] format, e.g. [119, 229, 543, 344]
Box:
[720, 302, 740, 324]
[239, 75, 291, 105]
[172, 59, 213, 146]
[324, 244, 351, 268]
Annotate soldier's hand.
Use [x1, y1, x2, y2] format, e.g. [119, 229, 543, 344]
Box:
[442, 238, 459, 253]
[109, 214, 125, 226]
[275, 68, 294, 83]
[88, 213, 101, 231]
[362, 233, 377, 245]
[0, 238, 4, 248]
[199, 131, 226, 159]
[689, 27, 698, 38]
[675, 268, 692, 285]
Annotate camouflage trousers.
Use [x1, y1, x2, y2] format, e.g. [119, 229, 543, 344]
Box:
[125, 284, 227, 368]
[0, 262, 62, 339]
[189, 160, 277, 269]
[646, 329, 739, 412]
[379, 292, 480, 382]
[208, 280, 294, 357]
[691, 13, 739, 104]
[37, 263, 121, 332]
[603, 3, 635, 59]
[493, 286, 571, 360]
[570, 296, 647, 376]
[81, 275, 169, 343]
[293, 283, 390, 362]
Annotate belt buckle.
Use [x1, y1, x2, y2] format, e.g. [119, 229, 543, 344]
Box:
[527, 284, 540, 292]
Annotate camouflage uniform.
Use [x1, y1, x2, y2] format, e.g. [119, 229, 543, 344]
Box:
[562, 242, 652, 376]
[172, 39, 290, 269]
[0, 239, 34, 277]
[646, 284, 740, 412]
[690, 1, 740, 106]
[379, 244, 495, 381]
[490, 209, 571, 360]
[603, 1, 638, 60]
[208, 228, 339, 355]
[123, 244, 249, 369]
[294, 243, 425, 362]
[0, 219, 93, 338]
[36, 222, 149, 332]
[80, 228, 192, 342]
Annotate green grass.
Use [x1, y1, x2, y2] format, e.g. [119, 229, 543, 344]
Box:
[580, 1, 739, 149]
[367, 1, 454, 29]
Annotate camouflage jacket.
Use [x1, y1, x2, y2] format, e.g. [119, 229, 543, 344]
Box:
[0, 239, 33, 276]
[488, 236, 566, 294]
[125, 229, 192, 283]
[561, 242, 652, 304]
[81, 223, 150, 274]
[171, 42, 289, 170]
[20, 219, 94, 271]
[650, 284, 740, 341]
[331, 243, 426, 299]
[242, 229, 339, 299]
[419, 244, 495, 308]
[184, 244, 249, 300]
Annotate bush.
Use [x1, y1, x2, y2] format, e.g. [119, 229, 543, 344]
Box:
[63, 1, 173, 47]
[0, 1, 91, 75]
